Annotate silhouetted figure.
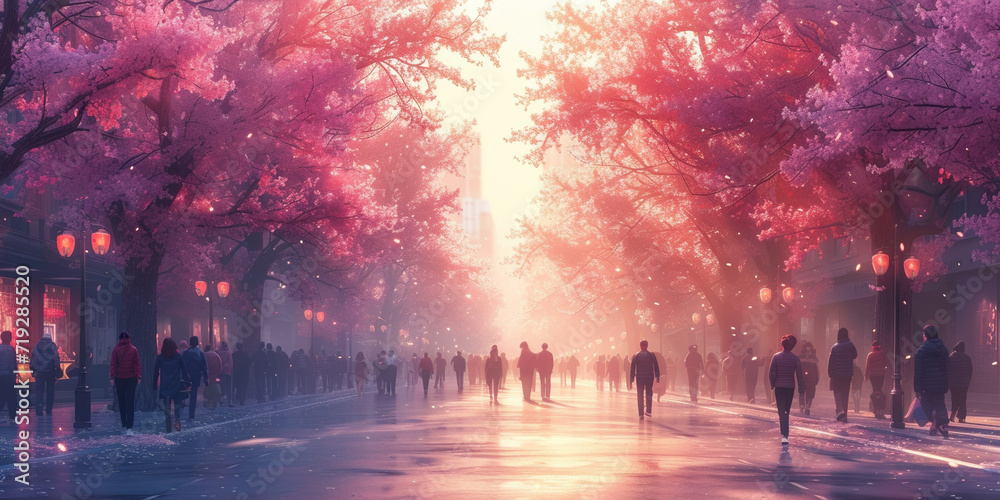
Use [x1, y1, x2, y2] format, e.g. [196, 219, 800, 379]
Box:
[434, 352, 446, 389]
[218, 342, 233, 406]
[607, 355, 621, 392]
[386, 350, 398, 396]
[265, 344, 278, 398]
[467, 354, 478, 386]
[948, 341, 973, 423]
[334, 351, 347, 390]
[517, 342, 536, 401]
[704, 352, 720, 400]
[594, 355, 606, 391]
[452, 351, 466, 392]
[251, 342, 268, 403]
[769, 335, 805, 445]
[30, 333, 58, 416]
[799, 342, 819, 415]
[723, 350, 741, 401]
[419, 352, 434, 396]
[354, 352, 369, 397]
[536, 343, 554, 401]
[567, 355, 579, 388]
[742, 348, 760, 403]
[558, 357, 567, 387]
[181, 336, 209, 420]
[828, 327, 857, 422]
[915, 325, 950, 437]
[232, 343, 250, 406]
[864, 340, 890, 419]
[409, 353, 419, 389]
[684, 345, 703, 403]
[374, 351, 388, 395]
[629, 340, 660, 420]
[275, 346, 290, 398]
[153, 337, 191, 433]
[485, 345, 502, 403]
[664, 354, 677, 391]
[501, 353, 509, 389]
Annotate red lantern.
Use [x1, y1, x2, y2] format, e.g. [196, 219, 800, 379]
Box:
[759, 287, 772, 304]
[91, 229, 111, 255]
[217, 281, 230, 298]
[904, 257, 920, 280]
[304, 309, 313, 321]
[706, 314, 715, 326]
[194, 281, 208, 297]
[56, 233, 76, 258]
[872, 252, 890, 276]
[691, 312, 701, 325]
[316, 311, 325, 323]
[782, 287, 795, 304]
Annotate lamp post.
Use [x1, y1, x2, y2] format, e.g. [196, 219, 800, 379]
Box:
[56, 226, 111, 430]
[873, 240, 920, 429]
[304, 309, 325, 357]
[195, 280, 230, 347]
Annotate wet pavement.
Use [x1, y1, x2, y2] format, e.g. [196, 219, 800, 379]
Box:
[1, 381, 999, 499]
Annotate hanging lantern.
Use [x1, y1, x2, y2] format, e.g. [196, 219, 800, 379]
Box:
[316, 311, 325, 323]
[91, 229, 111, 255]
[903, 257, 920, 280]
[872, 252, 890, 276]
[304, 309, 313, 321]
[381, 325, 387, 333]
[692, 312, 701, 325]
[706, 314, 715, 325]
[56, 233, 76, 258]
[759, 287, 772, 304]
[194, 281, 207, 297]
[217, 281, 230, 298]
[782, 287, 795, 304]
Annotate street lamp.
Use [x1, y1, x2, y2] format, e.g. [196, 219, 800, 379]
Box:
[57, 227, 110, 430]
[873, 244, 921, 429]
[195, 280, 229, 347]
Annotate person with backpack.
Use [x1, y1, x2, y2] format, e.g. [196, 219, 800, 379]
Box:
[30, 333, 60, 416]
[110, 331, 141, 434]
[769, 335, 805, 445]
[914, 325, 950, 437]
[828, 328, 857, 422]
[629, 340, 661, 421]
[864, 340, 891, 420]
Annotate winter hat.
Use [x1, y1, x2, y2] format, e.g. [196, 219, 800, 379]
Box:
[837, 328, 850, 341]
[119, 331, 130, 340]
[923, 325, 939, 339]
[953, 341, 965, 353]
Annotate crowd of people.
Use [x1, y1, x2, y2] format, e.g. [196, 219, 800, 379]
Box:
[0, 326, 980, 444]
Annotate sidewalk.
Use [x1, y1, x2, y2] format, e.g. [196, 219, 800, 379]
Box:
[0, 388, 358, 467]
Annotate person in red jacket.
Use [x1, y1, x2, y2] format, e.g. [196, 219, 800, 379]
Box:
[110, 331, 141, 435]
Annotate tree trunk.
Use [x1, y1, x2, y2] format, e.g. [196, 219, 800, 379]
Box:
[120, 257, 163, 412]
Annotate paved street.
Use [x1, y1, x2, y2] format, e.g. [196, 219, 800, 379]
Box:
[1, 380, 999, 499]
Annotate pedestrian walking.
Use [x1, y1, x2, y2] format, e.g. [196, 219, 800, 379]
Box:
[204, 346, 222, 410]
[664, 354, 677, 391]
[594, 355, 606, 391]
[723, 350, 741, 401]
[181, 336, 209, 420]
[827, 328, 857, 423]
[434, 352, 447, 389]
[355, 352, 369, 397]
[232, 342, 250, 406]
[566, 355, 579, 389]
[30, 333, 59, 416]
[0, 331, 18, 424]
[742, 348, 760, 403]
[799, 341, 819, 415]
[335, 351, 349, 390]
[408, 353, 419, 389]
[517, 342, 536, 401]
[607, 354, 620, 393]
[386, 350, 399, 396]
[629, 340, 660, 421]
[218, 342, 233, 407]
[110, 331, 141, 434]
[864, 340, 891, 419]
[451, 351, 466, 392]
[485, 346, 502, 404]
[769, 335, 805, 445]
[418, 352, 433, 396]
[948, 341, 973, 423]
[536, 343, 554, 401]
[915, 325, 950, 437]
[153, 337, 192, 433]
[684, 345, 703, 403]
[704, 352, 720, 400]
[250, 342, 268, 403]
[374, 351, 387, 395]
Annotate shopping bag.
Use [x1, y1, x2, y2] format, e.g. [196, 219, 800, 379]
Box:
[904, 396, 929, 426]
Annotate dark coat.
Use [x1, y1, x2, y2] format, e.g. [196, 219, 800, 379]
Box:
[181, 346, 209, 386]
[232, 350, 251, 384]
[250, 349, 268, 374]
[30, 337, 59, 373]
[153, 354, 191, 399]
[827, 339, 857, 379]
[948, 351, 973, 388]
[536, 350, 554, 375]
[914, 338, 949, 395]
[630, 350, 660, 381]
[800, 357, 820, 386]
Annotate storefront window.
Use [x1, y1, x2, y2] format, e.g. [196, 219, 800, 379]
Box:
[44, 285, 73, 379]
